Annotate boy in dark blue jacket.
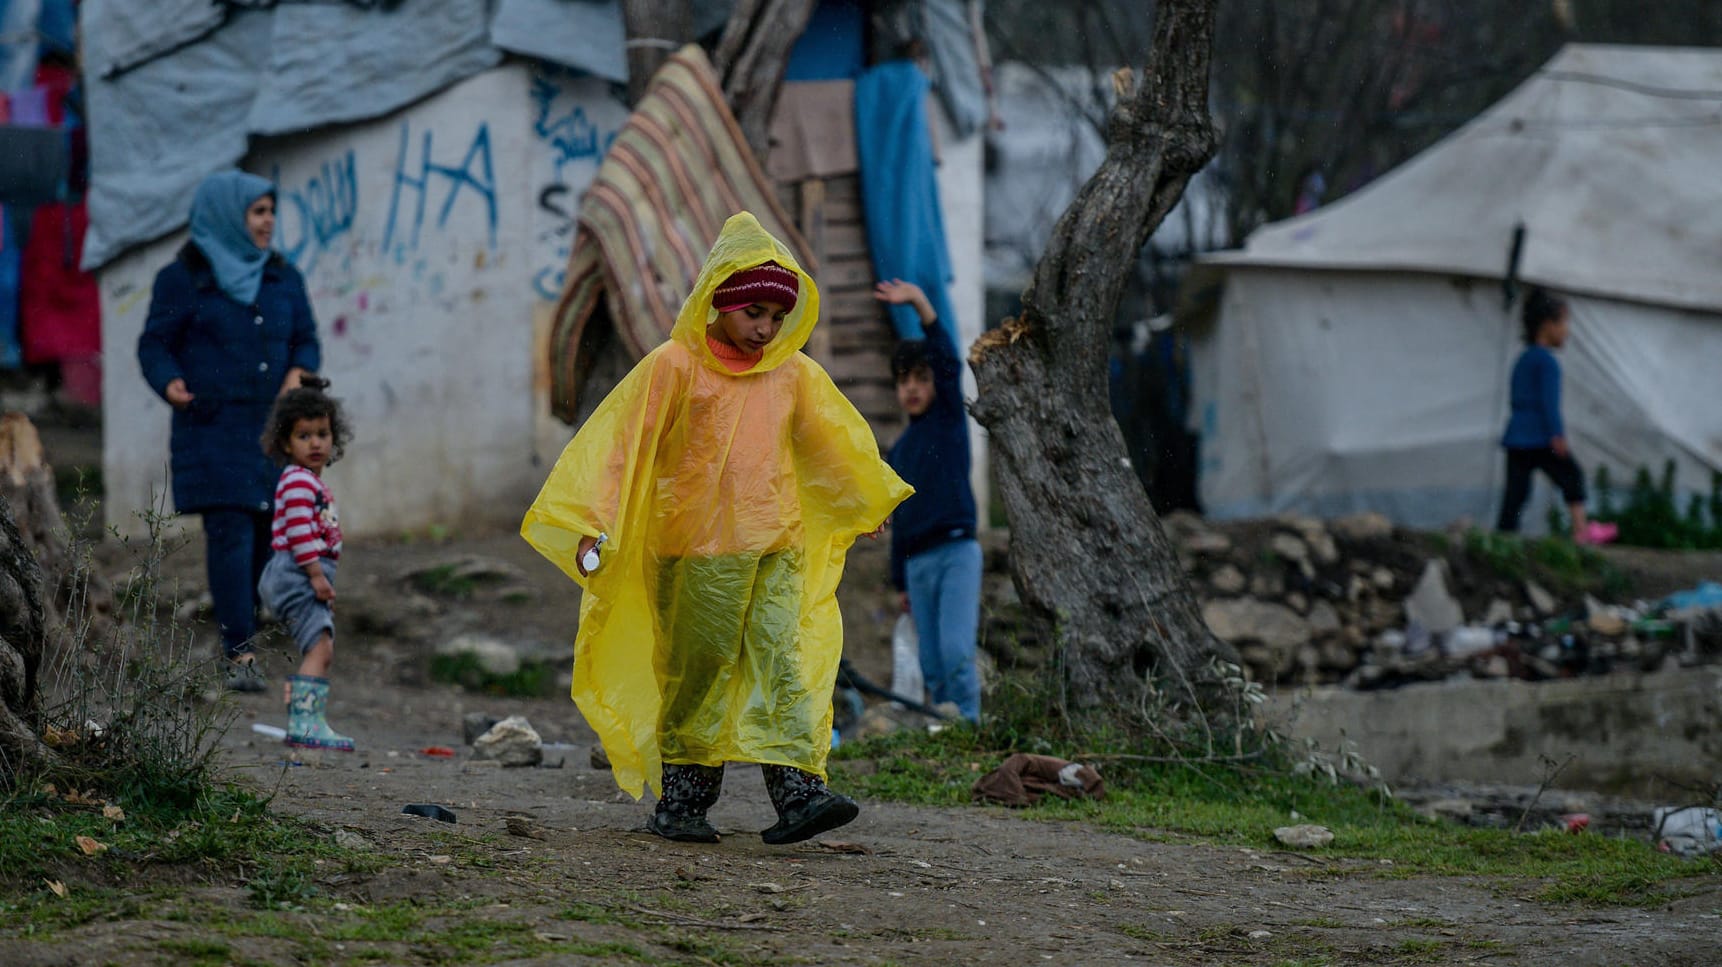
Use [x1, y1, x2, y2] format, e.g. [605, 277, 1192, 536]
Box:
[878, 279, 980, 722]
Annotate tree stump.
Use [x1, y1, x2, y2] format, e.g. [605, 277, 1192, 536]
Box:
[0, 415, 118, 741]
[0, 478, 53, 779]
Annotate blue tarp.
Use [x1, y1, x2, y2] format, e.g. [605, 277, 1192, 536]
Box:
[854, 60, 955, 341]
[785, 0, 866, 82]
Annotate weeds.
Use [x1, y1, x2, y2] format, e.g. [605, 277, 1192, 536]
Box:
[1591, 463, 1722, 550]
[428, 651, 557, 697]
[25, 496, 233, 809]
[831, 667, 1711, 907]
[1461, 528, 1628, 599]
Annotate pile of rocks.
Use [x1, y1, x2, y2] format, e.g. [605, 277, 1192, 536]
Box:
[974, 511, 1698, 691]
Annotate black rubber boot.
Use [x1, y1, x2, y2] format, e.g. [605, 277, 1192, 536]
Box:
[761, 765, 859, 845]
[648, 810, 721, 843]
[651, 763, 724, 843]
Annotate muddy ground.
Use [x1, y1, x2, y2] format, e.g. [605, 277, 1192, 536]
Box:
[4, 523, 1720, 966]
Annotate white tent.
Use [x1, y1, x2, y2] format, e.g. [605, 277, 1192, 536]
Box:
[1189, 45, 1722, 528]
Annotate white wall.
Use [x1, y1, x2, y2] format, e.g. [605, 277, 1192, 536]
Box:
[933, 108, 991, 524]
[100, 63, 628, 538]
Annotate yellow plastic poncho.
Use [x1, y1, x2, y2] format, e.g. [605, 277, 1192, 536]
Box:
[522, 212, 912, 798]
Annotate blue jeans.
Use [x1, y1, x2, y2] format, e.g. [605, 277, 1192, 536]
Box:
[203, 509, 273, 659]
[905, 539, 982, 722]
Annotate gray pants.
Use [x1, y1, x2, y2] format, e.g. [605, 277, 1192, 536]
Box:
[258, 551, 337, 654]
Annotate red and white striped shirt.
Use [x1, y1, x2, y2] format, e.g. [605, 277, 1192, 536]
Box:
[271, 465, 342, 565]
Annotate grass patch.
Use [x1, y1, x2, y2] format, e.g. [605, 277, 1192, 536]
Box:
[1460, 529, 1629, 599]
[830, 684, 1714, 907]
[428, 651, 557, 698]
[0, 784, 367, 937]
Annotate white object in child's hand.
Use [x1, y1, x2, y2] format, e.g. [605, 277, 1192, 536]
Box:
[582, 533, 610, 574]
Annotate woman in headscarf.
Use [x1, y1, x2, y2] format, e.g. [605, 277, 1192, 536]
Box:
[138, 170, 322, 691]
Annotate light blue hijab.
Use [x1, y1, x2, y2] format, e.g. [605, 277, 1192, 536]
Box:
[188, 170, 276, 305]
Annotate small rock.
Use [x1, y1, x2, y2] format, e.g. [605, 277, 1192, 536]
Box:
[1483, 598, 1515, 627]
[1273, 824, 1334, 849]
[1250, 571, 1286, 598]
[1270, 533, 1310, 564]
[1307, 601, 1342, 637]
[1524, 580, 1557, 617]
[436, 634, 521, 677]
[1405, 560, 1464, 635]
[1286, 592, 1309, 614]
[1415, 799, 1474, 823]
[472, 716, 544, 768]
[428, 855, 453, 865]
[1210, 564, 1247, 595]
[504, 816, 547, 840]
[1183, 530, 1233, 556]
[1331, 512, 1394, 542]
[1371, 567, 1396, 591]
[590, 745, 611, 770]
[1318, 640, 1358, 672]
[1247, 929, 1273, 940]
[333, 829, 374, 851]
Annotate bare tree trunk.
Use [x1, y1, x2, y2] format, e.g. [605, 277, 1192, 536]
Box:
[712, 0, 818, 159]
[967, 0, 1231, 728]
[0, 414, 120, 781]
[0, 486, 53, 780]
[622, 0, 695, 105]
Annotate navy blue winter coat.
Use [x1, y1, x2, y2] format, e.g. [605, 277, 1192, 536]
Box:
[137, 244, 321, 514]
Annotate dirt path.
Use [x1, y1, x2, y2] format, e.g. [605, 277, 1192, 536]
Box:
[7, 530, 1720, 965]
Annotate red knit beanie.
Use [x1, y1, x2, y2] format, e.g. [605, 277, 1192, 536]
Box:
[713, 261, 799, 313]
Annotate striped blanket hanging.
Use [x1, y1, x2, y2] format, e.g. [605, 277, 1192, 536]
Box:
[546, 45, 814, 424]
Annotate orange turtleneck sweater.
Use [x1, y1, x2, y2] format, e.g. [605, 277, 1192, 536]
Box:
[705, 334, 764, 373]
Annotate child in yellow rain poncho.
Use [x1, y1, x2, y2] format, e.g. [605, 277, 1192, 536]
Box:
[523, 212, 912, 845]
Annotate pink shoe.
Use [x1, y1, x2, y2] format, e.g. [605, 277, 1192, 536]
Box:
[1576, 521, 1618, 545]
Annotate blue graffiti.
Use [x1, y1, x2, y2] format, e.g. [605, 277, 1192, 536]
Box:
[383, 122, 498, 257]
[276, 151, 359, 273]
[530, 72, 618, 178]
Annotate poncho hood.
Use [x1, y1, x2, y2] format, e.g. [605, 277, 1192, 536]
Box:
[672, 211, 820, 375]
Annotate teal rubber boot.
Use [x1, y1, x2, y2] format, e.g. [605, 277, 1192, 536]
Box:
[285, 675, 355, 751]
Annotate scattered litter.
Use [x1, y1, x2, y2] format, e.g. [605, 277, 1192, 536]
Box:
[402, 803, 458, 823]
[973, 753, 1105, 807]
[428, 854, 453, 865]
[1273, 824, 1334, 849]
[1248, 929, 1273, 940]
[251, 723, 287, 739]
[890, 613, 924, 710]
[1654, 806, 1722, 858]
[1561, 813, 1590, 834]
[419, 746, 456, 758]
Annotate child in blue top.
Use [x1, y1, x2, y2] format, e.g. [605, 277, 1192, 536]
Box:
[878, 279, 981, 722]
[1496, 288, 1614, 543]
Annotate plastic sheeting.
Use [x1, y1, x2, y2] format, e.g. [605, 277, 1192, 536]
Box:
[490, 0, 628, 84]
[1208, 45, 1722, 314]
[522, 212, 910, 797]
[1190, 269, 1722, 530]
[83, 0, 499, 269]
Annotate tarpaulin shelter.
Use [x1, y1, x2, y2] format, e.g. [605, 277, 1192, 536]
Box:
[76, 0, 732, 270]
[1188, 45, 1722, 528]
